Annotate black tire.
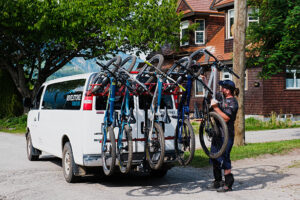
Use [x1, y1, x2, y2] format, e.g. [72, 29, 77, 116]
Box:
[174, 119, 195, 166]
[117, 125, 133, 174]
[166, 56, 192, 78]
[189, 49, 206, 77]
[26, 133, 39, 161]
[102, 126, 116, 176]
[145, 122, 165, 170]
[137, 54, 164, 84]
[120, 55, 136, 72]
[62, 142, 79, 183]
[92, 56, 122, 93]
[199, 111, 229, 159]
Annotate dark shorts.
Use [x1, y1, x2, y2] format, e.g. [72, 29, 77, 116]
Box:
[210, 137, 234, 170]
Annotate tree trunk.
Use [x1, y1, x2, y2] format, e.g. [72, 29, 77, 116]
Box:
[233, 0, 247, 146]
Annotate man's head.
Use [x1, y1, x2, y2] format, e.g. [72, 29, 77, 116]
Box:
[219, 80, 236, 97]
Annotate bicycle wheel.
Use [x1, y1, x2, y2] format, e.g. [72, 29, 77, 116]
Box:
[189, 49, 207, 77]
[145, 122, 165, 170]
[120, 55, 136, 72]
[174, 119, 195, 166]
[199, 111, 229, 159]
[92, 56, 122, 93]
[101, 126, 116, 176]
[117, 125, 133, 174]
[137, 54, 164, 84]
[166, 56, 192, 77]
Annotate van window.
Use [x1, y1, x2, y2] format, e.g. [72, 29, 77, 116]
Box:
[32, 86, 44, 110]
[42, 79, 86, 110]
[139, 95, 173, 110]
[96, 95, 134, 110]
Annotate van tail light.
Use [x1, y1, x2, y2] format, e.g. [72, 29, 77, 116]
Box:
[83, 96, 93, 110]
[173, 95, 178, 109]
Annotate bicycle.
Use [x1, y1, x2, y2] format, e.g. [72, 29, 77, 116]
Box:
[164, 56, 213, 165]
[189, 49, 239, 159]
[91, 55, 135, 176]
[137, 55, 187, 169]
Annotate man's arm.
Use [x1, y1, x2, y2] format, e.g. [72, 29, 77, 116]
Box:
[211, 99, 230, 122]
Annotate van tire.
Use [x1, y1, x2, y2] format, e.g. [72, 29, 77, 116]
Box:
[62, 142, 79, 183]
[26, 133, 39, 161]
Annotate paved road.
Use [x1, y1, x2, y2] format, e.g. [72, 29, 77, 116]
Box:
[196, 128, 300, 149]
[0, 130, 300, 200]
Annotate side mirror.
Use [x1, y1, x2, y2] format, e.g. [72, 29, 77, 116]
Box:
[23, 98, 32, 108]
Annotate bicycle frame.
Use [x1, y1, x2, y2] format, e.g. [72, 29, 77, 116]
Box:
[204, 62, 219, 101]
[102, 77, 117, 152]
[116, 80, 132, 150]
[176, 75, 193, 141]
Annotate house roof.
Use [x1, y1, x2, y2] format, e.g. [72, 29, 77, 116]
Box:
[211, 0, 234, 10]
[177, 0, 219, 14]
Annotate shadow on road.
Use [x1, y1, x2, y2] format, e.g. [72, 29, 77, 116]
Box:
[232, 165, 288, 191]
[36, 156, 289, 197]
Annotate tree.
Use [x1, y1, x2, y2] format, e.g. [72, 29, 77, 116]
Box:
[0, 0, 181, 100]
[233, 0, 247, 146]
[246, 0, 300, 78]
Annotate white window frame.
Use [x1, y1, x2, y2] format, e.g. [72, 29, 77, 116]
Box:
[247, 8, 259, 26]
[286, 69, 300, 89]
[195, 76, 205, 97]
[227, 9, 234, 39]
[195, 19, 205, 45]
[245, 69, 248, 91]
[180, 21, 189, 46]
[222, 71, 233, 81]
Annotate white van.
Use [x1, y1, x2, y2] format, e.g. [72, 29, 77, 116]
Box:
[25, 73, 178, 182]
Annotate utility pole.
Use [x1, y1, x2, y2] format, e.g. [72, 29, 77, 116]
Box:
[233, 0, 247, 146]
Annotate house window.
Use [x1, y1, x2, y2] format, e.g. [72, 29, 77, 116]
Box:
[227, 9, 234, 39]
[248, 8, 259, 26]
[286, 69, 300, 89]
[195, 76, 205, 97]
[195, 19, 205, 44]
[245, 69, 248, 90]
[222, 70, 233, 81]
[180, 21, 189, 46]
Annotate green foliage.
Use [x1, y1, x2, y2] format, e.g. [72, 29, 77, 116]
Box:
[0, 0, 182, 98]
[190, 139, 300, 168]
[0, 115, 27, 133]
[245, 112, 299, 131]
[246, 0, 300, 78]
[0, 69, 23, 118]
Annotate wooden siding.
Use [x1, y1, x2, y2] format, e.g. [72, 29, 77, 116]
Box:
[262, 72, 300, 115]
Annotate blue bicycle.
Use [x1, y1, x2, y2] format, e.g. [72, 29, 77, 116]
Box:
[165, 56, 213, 165]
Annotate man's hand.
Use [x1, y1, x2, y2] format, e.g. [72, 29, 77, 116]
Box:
[211, 99, 219, 109]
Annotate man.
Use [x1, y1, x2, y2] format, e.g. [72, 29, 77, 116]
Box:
[208, 79, 239, 192]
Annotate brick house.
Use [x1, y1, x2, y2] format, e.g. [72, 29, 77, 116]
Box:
[170, 0, 300, 120]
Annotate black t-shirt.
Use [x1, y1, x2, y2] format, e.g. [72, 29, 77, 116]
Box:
[216, 92, 239, 138]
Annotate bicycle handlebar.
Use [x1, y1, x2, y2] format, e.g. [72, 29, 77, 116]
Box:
[191, 49, 240, 79]
[144, 61, 186, 92]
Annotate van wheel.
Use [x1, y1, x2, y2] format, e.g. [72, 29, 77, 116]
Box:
[26, 133, 39, 161]
[62, 142, 78, 183]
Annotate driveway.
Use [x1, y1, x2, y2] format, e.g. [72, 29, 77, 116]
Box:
[0, 131, 300, 200]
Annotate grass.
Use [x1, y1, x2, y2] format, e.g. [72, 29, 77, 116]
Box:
[0, 115, 27, 133]
[189, 139, 300, 168]
[190, 113, 300, 133]
[245, 116, 300, 131]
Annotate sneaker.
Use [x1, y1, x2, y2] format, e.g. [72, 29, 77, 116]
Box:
[217, 186, 232, 192]
[207, 180, 224, 191]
